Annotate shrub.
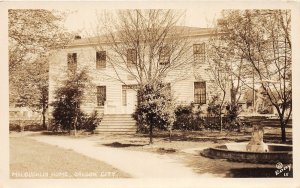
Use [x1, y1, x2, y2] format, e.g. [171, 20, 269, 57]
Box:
[207, 95, 221, 118]
[132, 81, 175, 143]
[224, 103, 239, 122]
[223, 103, 242, 131]
[79, 111, 101, 132]
[24, 123, 44, 131]
[51, 70, 99, 133]
[173, 103, 204, 131]
[9, 122, 44, 132]
[205, 95, 222, 130]
[9, 123, 21, 132]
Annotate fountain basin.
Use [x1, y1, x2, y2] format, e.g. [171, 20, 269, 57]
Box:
[201, 142, 292, 164]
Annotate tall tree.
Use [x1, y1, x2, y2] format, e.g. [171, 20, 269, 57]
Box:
[216, 10, 292, 142]
[92, 9, 193, 143]
[9, 9, 72, 128]
[93, 9, 193, 85]
[207, 39, 231, 132]
[9, 9, 71, 70]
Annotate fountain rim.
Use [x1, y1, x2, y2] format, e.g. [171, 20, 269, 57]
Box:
[209, 142, 292, 154]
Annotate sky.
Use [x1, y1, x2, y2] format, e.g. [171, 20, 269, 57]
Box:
[63, 8, 222, 37]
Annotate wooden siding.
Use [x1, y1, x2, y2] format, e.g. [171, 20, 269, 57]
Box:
[48, 33, 231, 115]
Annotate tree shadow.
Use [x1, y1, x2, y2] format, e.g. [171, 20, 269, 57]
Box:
[103, 142, 147, 148]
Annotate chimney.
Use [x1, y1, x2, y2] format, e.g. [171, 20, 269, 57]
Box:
[74, 35, 81, 40]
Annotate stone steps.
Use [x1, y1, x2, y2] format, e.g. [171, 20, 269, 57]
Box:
[95, 114, 136, 133]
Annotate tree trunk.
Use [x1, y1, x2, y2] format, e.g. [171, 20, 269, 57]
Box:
[220, 92, 226, 133]
[74, 115, 77, 136]
[42, 112, 46, 130]
[149, 124, 153, 144]
[169, 128, 172, 142]
[280, 118, 287, 143]
[42, 106, 47, 130]
[220, 112, 223, 132]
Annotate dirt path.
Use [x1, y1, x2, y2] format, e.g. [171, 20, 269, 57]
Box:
[30, 135, 209, 178]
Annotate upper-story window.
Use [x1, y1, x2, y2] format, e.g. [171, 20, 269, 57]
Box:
[67, 53, 77, 72]
[194, 81, 206, 104]
[127, 49, 137, 66]
[159, 46, 170, 65]
[96, 51, 106, 69]
[193, 43, 205, 63]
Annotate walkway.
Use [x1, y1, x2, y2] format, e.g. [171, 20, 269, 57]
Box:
[30, 135, 205, 178]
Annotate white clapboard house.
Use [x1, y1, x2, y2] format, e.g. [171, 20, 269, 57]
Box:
[48, 26, 231, 132]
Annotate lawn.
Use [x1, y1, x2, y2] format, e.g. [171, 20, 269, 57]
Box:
[94, 130, 293, 178]
[10, 135, 130, 179]
[9, 128, 293, 178]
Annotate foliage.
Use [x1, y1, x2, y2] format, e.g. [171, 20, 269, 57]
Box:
[79, 111, 101, 132]
[51, 70, 99, 133]
[224, 103, 239, 122]
[9, 123, 45, 132]
[207, 95, 221, 118]
[133, 82, 175, 137]
[9, 9, 72, 129]
[9, 9, 72, 70]
[205, 95, 223, 130]
[217, 10, 292, 142]
[223, 103, 241, 131]
[173, 103, 204, 131]
[9, 123, 21, 132]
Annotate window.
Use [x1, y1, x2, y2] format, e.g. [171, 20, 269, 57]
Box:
[159, 46, 170, 65]
[122, 89, 127, 106]
[194, 82, 206, 104]
[97, 86, 106, 106]
[127, 49, 137, 66]
[96, 51, 106, 69]
[67, 53, 77, 71]
[193, 43, 205, 63]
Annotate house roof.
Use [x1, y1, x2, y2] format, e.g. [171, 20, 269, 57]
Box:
[66, 26, 214, 48]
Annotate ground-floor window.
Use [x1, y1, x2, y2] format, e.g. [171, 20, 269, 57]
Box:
[97, 86, 106, 106]
[194, 82, 206, 104]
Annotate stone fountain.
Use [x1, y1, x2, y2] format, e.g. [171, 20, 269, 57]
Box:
[246, 124, 269, 152]
[201, 123, 292, 164]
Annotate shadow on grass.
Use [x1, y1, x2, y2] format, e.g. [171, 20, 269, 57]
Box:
[41, 131, 70, 136]
[103, 142, 147, 148]
[135, 131, 292, 144]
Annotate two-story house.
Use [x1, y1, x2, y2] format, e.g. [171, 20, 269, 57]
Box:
[48, 26, 231, 132]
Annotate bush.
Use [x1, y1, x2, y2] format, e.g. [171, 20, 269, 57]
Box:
[51, 110, 100, 133]
[224, 103, 239, 122]
[173, 103, 204, 131]
[9, 123, 21, 132]
[51, 70, 100, 133]
[205, 95, 222, 130]
[223, 103, 242, 131]
[207, 95, 221, 118]
[24, 123, 44, 131]
[9, 122, 45, 132]
[79, 111, 101, 132]
[133, 82, 175, 135]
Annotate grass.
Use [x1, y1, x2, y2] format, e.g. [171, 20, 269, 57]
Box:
[10, 136, 130, 179]
[93, 130, 293, 177]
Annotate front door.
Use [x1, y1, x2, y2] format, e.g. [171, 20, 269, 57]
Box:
[122, 85, 138, 114]
[126, 89, 137, 114]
